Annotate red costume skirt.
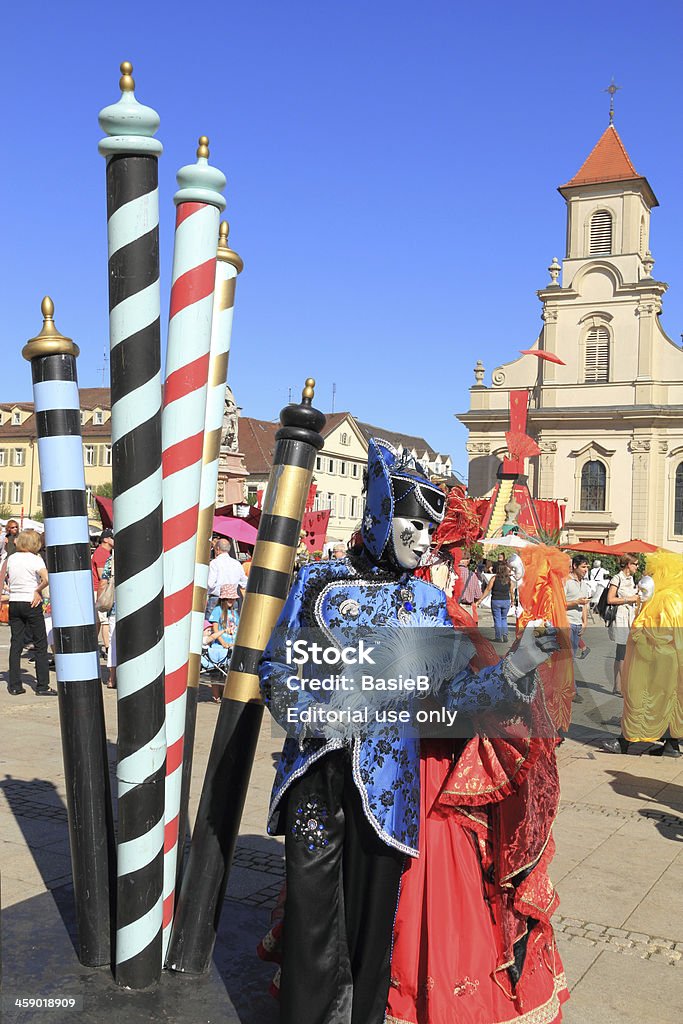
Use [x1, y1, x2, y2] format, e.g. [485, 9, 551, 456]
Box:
[386, 745, 568, 1024]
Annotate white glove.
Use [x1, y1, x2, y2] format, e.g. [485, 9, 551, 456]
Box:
[505, 621, 559, 679]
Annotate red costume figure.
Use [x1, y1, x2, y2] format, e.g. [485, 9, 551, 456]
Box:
[387, 497, 567, 1024]
[517, 545, 575, 733]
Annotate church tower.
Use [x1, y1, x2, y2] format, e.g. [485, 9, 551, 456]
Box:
[459, 122, 683, 551]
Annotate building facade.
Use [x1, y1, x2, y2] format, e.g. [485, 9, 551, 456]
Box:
[0, 388, 112, 524]
[459, 124, 683, 552]
[240, 411, 456, 544]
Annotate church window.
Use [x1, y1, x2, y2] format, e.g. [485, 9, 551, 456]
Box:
[674, 463, 683, 535]
[580, 460, 606, 512]
[639, 216, 647, 256]
[589, 210, 612, 256]
[584, 327, 609, 382]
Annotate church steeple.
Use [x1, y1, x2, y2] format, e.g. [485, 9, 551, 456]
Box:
[561, 124, 641, 190]
[558, 125, 658, 269]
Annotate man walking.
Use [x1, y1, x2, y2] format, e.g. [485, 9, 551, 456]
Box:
[3, 519, 20, 558]
[206, 538, 247, 613]
[565, 555, 591, 658]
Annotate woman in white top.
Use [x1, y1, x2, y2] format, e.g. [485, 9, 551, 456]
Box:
[6, 529, 50, 695]
[607, 554, 640, 697]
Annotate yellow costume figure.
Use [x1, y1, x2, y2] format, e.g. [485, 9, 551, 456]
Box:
[622, 551, 683, 743]
[517, 545, 575, 732]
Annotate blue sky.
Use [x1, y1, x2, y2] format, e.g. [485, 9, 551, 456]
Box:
[3, 1, 682, 476]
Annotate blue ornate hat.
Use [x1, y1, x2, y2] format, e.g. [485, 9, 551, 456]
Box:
[361, 438, 446, 563]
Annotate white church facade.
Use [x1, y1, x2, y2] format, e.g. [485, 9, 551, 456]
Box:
[459, 124, 683, 552]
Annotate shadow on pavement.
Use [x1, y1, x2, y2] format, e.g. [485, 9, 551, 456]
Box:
[1, 765, 282, 1020]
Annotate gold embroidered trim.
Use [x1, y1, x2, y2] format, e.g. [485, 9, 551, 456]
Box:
[500, 827, 554, 886]
[385, 971, 567, 1024]
[442, 740, 531, 798]
[491, 971, 567, 1024]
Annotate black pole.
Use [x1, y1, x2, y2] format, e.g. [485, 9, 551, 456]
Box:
[23, 299, 116, 966]
[167, 379, 325, 974]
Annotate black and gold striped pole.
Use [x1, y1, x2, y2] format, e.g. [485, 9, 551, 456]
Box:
[167, 379, 324, 974]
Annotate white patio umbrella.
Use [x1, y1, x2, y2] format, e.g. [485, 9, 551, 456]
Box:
[480, 534, 533, 548]
[1, 516, 45, 533]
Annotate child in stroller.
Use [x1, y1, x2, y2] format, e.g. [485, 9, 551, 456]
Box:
[202, 583, 240, 702]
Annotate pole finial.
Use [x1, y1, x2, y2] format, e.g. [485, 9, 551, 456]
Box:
[98, 61, 162, 156]
[216, 220, 244, 273]
[119, 61, 135, 92]
[23, 296, 79, 361]
[174, 137, 227, 211]
[604, 77, 620, 125]
[277, 379, 325, 445]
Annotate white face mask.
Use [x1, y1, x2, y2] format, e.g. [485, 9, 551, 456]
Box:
[390, 517, 434, 570]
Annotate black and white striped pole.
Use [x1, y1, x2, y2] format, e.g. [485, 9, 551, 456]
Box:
[23, 298, 115, 967]
[99, 61, 166, 989]
[167, 379, 325, 974]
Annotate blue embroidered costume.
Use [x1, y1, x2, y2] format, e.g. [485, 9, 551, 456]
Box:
[259, 439, 535, 1024]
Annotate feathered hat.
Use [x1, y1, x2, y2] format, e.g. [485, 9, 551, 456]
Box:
[361, 438, 446, 563]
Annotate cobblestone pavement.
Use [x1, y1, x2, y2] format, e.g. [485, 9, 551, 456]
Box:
[553, 914, 682, 965]
[2, 617, 683, 1022]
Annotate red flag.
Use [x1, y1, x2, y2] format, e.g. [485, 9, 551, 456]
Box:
[301, 510, 331, 552]
[509, 390, 529, 434]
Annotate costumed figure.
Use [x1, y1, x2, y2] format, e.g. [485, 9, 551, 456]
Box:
[259, 439, 558, 1024]
[619, 551, 682, 756]
[388, 507, 568, 1024]
[516, 545, 575, 734]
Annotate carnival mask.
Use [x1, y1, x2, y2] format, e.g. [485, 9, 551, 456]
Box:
[390, 517, 435, 569]
[361, 438, 446, 566]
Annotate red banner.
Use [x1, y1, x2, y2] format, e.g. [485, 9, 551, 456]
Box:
[302, 509, 330, 552]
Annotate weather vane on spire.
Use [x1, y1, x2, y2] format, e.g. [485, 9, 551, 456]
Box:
[604, 77, 620, 125]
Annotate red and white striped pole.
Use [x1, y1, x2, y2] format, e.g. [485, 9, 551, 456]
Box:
[161, 135, 226, 959]
[178, 220, 243, 881]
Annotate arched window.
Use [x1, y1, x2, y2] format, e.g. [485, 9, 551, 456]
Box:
[639, 216, 647, 256]
[675, 462, 683, 535]
[589, 210, 612, 256]
[580, 460, 606, 511]
[584, 326, 610, 382]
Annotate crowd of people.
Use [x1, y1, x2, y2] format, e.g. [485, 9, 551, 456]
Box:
[2, 516, 678, 765]
[0, 521, 254, 699]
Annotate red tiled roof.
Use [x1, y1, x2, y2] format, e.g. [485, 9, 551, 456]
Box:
[239, 417, 279, 476]
[356, 420, 441, 460]
[561, 125, 640, 187]
[78, 388, 111, 409]
[1, 387, 111, 412]
[0, 412, 111, 439]
[1, 389, 112, 440]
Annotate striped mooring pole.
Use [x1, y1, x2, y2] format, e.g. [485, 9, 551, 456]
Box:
[160, 137, 226, 957]
[23, 298, 115, 967]
[167, 380, 325, 974]
[99, 61, 166, 989]
[178, 220, 243, 887]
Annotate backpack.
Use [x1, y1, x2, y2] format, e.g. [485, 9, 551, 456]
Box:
[595, 580, 617, 626]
